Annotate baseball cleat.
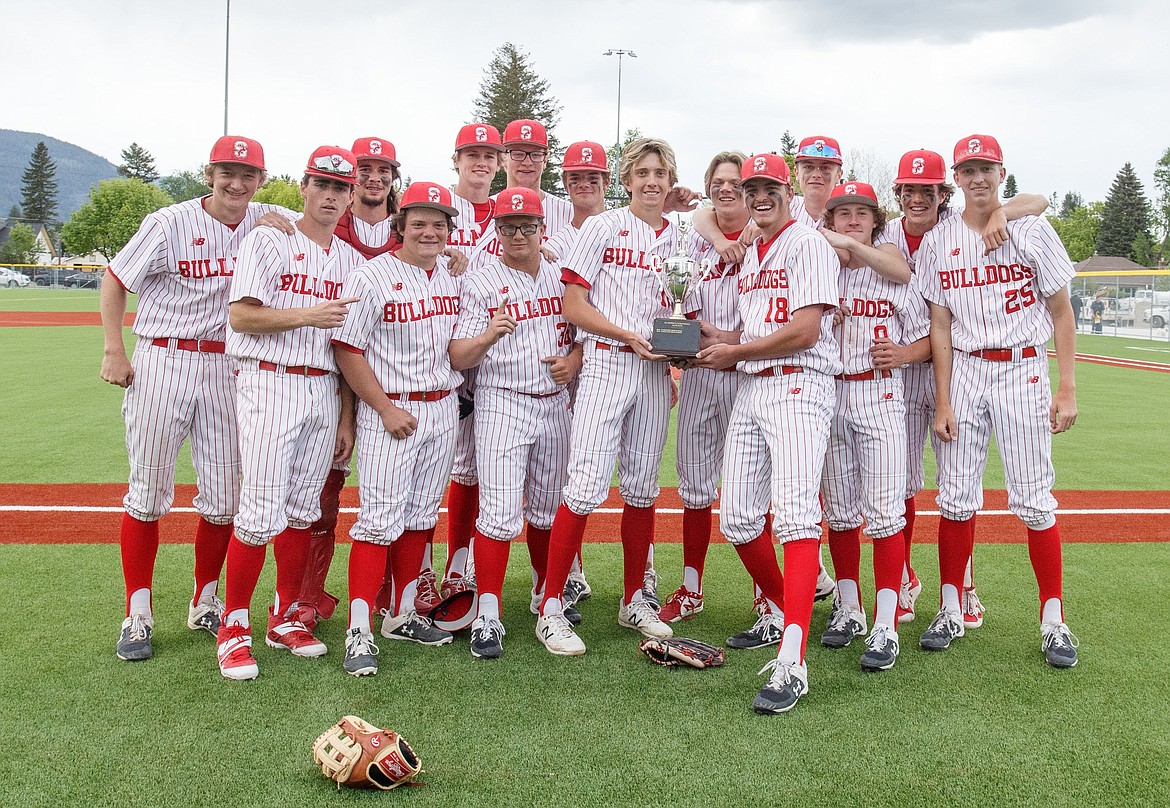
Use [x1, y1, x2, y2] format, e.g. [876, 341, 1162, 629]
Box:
[1041, 621, 1079, 668]
[187, 594, 224, 635]
[618, 598, 672, 640]
[919, 607, 965, 651]
[658, 586, 704, 623]
[469, 615, 506, 660]
[962, 587, 985, 629]
[413, 569, 441, 616]
[896, 577, 923, 624]
[440, 573, 476, 602]
[116, 614, 154, 661]
[563, 571, 592, 605]
[641, 567, 660, 610]
[821, 602, 867, 649]
[752, 658, 809, 714]
[860, 625, 900, 671]
[814, 568, 836, 602]
[342, 627, 379, 677]
[217, 622, 258, 680]
[535, 613, 586, 656]
[727, 611, 784, 650]
[381, 610, 453, 646]
[265, 611, 327, 658]
[529, 589, 581, 626]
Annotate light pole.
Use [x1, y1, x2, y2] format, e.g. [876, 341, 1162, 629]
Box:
[603, 49, 636, 151]
[223, 0, 231, 135]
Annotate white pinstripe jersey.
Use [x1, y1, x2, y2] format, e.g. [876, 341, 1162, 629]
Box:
[737, 220, 842, 376]
[876, 207, 961, 273]
[467, 192, 575, 270]
[686, 227, 744, 332]
[453, 257, 572, 395]
[109, 198, 292, 340]
[789, 195, 821, 229]
[918, 214, 1074, 351]
[349, 215, 397, 253]
[837, 264, 930, 374]
[563, 206, 676, 343]
[227, 228, 363, 369]
[448, 190, 494, 253]
[545, 222, 580, 265]
[334, 255, 463, 393]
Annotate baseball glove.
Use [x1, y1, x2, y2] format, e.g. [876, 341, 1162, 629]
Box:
[639, 636, 725, 669]
[311, 715, 422, 790]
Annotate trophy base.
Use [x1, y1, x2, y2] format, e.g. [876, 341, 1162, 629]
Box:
[652, 317, 701, 358]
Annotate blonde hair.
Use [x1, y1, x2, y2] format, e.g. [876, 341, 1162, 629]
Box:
[703, 151, 747, 196]
[619, 138, 679, 188]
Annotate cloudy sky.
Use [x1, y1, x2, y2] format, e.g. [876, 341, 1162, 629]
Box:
[7, 0, 1167, 205]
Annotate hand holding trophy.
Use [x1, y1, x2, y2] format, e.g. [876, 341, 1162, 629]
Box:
[651, 215, 716, 357]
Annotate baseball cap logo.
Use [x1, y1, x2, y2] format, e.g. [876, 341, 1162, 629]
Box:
[475, 126, 487, 142]
[753, 156, 767, 172]
[845, 183, 857, 194]
[234, 140, 248, 158]
[520, 125, 532, 140]
[581, 147, 593, 163]
[369, 140, 382, 155]
[968, 138, 982, 154]
[511, 193, 524, 211]
[428, 187, 441, 203]
[912, 157, 924, 174]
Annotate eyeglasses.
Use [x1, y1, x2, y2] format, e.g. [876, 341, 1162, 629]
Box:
[797, 143, 841, 160]
[507, 150, 547, 163]
[497, 223, 541, 236]
[312, 155, 355, 176]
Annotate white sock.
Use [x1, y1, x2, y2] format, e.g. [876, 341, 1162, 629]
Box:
[901, 562, 911, 586]
[1041, 598, 1063, 625]
[777, 626, 804, 665]
[421, 543, 433, 573]
[963, 556, 974, 588]
[349, 599, 371, 634]
[818, 544, 828, 576]
[397, 581, 418, 616]
[646, 543, 655, 569]
[571, 553, 583, 575]
[128, 588, 152, 619]
[764, 597, 782, 616]
[540, 597, 563, 617]
[941, 583, 961, 613]
[479, 593, 500, 621]
[225, 608, 249, 628]
[875, 588, 898, 629]
[194, 580, 218, 606]
[837, 579, 861, 611]
[683, 566, 700, 593]
[448, 547, 469, 577]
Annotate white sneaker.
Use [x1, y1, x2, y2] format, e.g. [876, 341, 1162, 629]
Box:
[618, 599, 672, 639]
[815, 568, 837, 601]
[535, 613, 586, 656]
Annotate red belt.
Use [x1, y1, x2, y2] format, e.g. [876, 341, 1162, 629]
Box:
[753, 366, 803, 377]
[386, 390, 451, 402]
[965, 347, 1039, 362]
[595, 342, 635, 353]
[151, 338, 225, 354]
[258, 361, 331, 377]
[836, 369, 893, 381]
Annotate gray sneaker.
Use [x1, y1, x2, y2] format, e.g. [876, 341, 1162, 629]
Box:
[187, 595, 224, 635]
[821, 602, 867, 649]
[342, 628, 379, 676]
[920, 608, 965, 651]
[727, 611, 784, 650]
[641, 567, 660, 610]
[752, 658, 809, 714]
[116, 614, 153, 661]
[470, 615, 505, 659]
[1041, 621, 1079, 668]
[529, 589, 582, 626]
[381, 610, 453, 646]
[563, 572, 592, 605]
[859, 624, 900, 671]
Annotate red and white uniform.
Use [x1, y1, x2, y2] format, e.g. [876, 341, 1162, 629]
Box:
[455, 257, 574, 539]
[467, 194, 574, 279]
[227, 228, 362, 545]
[561, 206, 678, 512]
[789, 195, 821, 230]
[448, 190, 494, 255]
[335, 209, 399, 260]
[334, 255, 462, 543]
[109, 198, 291, 523]
[918, 214, 1075, 524]
[721, 221, 841, 544]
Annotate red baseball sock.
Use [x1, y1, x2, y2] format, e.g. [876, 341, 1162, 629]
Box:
[781, 538, 820, 661]
[474, 530, 511, 605]
[732, 529, 785, 612]
[272, 526, 311, 616]
[347, 540, 388, 617]
[192, 518, 232, 603]
[682, 506, 713, 589]
[827, 526, 861, 591]
[444, 481, 479, 579]
[902, 496, 917, 574]
[873, 531, 905, 625]
[621, 504, 655, 604]
[224, 535, 267, 617]
[524, 524, 551, 594]
[540, 505, 589, 613]
[120, 513, 159, 615]
[391, 530, 428, 617]
[1027, 523, 1064, 617]
[938, 517, 975, 597]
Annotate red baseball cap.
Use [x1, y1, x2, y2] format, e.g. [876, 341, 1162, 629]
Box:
[494, 187, 544, 219]
[351, 137, 399, 167]
[503, 119, 548, 148]
[826, 181, 879, 210]
[561, 141, 608, 172]
[304, 146, 359, 185]
[740, 153, 791, 186]
[208, 135, 265, 170]
[796, 135, 843, 164]
[455, 123, 504, 152]
[952, 134, 1003, 168]
[399, 181, 459, 217]
[895, 149, 946, 184]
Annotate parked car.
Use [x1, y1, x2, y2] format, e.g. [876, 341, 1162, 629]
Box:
[64, 272, 102, 289]
[32, 268, 74, 286]
[0, 267, 31, 287]
[1144, 306, 1169, 329]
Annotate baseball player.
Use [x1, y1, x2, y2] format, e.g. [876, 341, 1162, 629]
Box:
[214, 146, 364, 681]
[330, 181, 465, 676]
[879, 149, 1051, 626]
[817, 182, 921, 671]
[916, 134, 1078, 668]
[694, 153, 841, 713]
[449, 187, 583, 659]
[534, 137, 684, 655]
[102, 135, 295, 662]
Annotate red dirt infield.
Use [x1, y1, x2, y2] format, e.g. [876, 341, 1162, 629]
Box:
[0, 312, 134, 327]
[1, 484, 1166, 545]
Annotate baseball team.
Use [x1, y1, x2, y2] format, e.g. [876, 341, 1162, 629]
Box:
[100, 122, 1079, 714]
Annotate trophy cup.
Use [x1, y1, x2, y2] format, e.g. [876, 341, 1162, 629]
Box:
[651, 217, 715, 357]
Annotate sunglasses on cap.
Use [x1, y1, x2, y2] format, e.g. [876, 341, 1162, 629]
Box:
[797, 143, 841, 160]
[312, 155, 355, 176]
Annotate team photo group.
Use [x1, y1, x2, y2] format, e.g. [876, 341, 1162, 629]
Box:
[99, 118, 1080, 715]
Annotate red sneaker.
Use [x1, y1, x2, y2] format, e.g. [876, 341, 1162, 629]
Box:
[657, 586, 704, 624]
[962, 587, 985, 629]
[414, 569, 441, 616]
[896, 576, 923, 624]
[217, 623, 258, 680]
[265, 608, 327, 658]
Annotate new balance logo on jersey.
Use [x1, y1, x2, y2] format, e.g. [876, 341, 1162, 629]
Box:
[499, 286, 509, 295]
[278, 273, 343, 300]
[191, 237, 206, 246]
[882, 392, 894, 400]
[178, 257, 234, 279]
[938, 264, 1035, 290]
[294, 253, 305, 262]
[394, 282, 403, 290]
[1029, 376, 1040, 384]
[382, 295, 459, 323]
[790, 387, 802, 394]
[951, 248, 962, 256]
[619, 230, 630, 237]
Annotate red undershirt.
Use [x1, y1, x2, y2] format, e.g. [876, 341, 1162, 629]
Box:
[201, 196, 242, 231]
[756, 219, 797, 262]
[902, 219, 924, 256]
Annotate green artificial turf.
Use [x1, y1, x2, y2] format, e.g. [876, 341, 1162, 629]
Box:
[2, 542, 1167, 807]
[0, 286, 137, 312]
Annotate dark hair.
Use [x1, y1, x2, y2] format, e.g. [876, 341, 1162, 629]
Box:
[892, 182, 955, 214]
[823, 204, 889, 243]
[394, 207, 455, 237]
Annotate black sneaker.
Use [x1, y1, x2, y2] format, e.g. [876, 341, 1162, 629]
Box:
[727, 612, 784, 650]
[564, 604, 582, 626]
[859, 625, 900, 671]
[563, 573, 591, 606]
[117, 614, 153, 661]
[342, 628, 379, 676]
[470, 616, 505, 659]
[752, 658, 808, 714]
[1041, 621, 1079, 668]
[529, 590, 582, 625]
[381, 610, 453, 646]
[920, 608, 964, 651]
[821, 602, 867, 649]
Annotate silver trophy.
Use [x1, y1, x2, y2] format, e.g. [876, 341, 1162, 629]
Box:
[651, 216, 716, 357]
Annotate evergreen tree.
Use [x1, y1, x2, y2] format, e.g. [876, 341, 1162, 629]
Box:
[780, 130, 798, 156]
[20, 141, 59, 227]
[6, 203, 20, 221]
[1152, 147, 1170, 265]
[1096, 162, 1152, 261]
[1003, 174, 1018, 198]
[158, 169, 211, 203]
[605, 128, 643, 206]
[1059, 191, 1084, 219]
[472, 43, 564, 194]
[118, 143, 160, 183]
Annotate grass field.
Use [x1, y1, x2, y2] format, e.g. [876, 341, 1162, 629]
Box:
[2, 289, 1170, 806]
